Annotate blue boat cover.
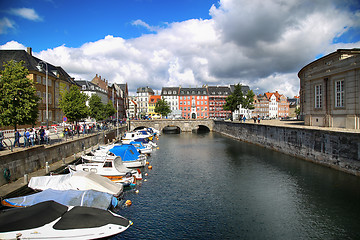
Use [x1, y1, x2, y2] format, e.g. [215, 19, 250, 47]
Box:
[2, 189, 118, 210]
[109, 145, 140, 161]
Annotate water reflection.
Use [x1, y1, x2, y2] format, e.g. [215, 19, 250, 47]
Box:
[115, 132, 360, 240]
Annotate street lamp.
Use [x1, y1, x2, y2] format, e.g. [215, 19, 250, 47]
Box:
[37, 61, 48, 128]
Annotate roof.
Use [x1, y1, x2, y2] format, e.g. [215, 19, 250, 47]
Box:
[137, 86, 154, 94]
[179, 87, 208, 96]
[0, 49, 75, 85]
[161, 87, 180, 95]
[298, 48, 360, 77]
[149, 95, 161, 103]
[207, 86, 231, 96]
[229, 84, 250, 94]
[75, 80, 107, 93]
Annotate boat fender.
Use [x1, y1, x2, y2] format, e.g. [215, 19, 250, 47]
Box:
[111, 197, 119, 208]
[146, 161, 149, 165]
[148, 165, 152, 170]
[135, 190, 139, 194]
[125, 200, 132, 206]
[3, 168, 10, 182]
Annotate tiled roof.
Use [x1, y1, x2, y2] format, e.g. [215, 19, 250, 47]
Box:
[0, 49, 75, 85]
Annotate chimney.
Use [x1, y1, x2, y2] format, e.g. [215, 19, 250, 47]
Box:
[96, 74, 98, 78]
[27, 47, 32, 56]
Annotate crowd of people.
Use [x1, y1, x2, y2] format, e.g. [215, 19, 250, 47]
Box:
[12, 127, 51, 148]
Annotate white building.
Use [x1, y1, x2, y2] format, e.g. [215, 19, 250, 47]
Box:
[268, 94, 278, 118]
[161, 87, 181, 119]
[75, 80, 108, 106]
[136, 86, 154, 117]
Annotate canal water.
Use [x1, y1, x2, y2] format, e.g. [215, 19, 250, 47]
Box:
[114, 132, 360, 240]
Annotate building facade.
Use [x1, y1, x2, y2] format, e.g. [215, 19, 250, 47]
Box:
[148, 95, 162, 118]
[207, 86, 231, 119]
[161, 87, 181, 119]
[179, 87, 209, 119]
[0, 48, 77, 126]
[298, 49, 360, 129]
[136, 86, 155, 117]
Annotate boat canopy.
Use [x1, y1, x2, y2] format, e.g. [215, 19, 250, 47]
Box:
[28, 172, 123, 196]
[109, 145, 140, 161]
[2, 189, 118, 210]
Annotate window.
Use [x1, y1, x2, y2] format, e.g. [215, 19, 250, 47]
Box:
[315, 85, 322, 108]
[37, 75, 41, 84]
[335, 80, 344, 107]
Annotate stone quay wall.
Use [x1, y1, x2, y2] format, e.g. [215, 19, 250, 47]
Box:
[0, 127, 125, 187]
[213, 121, 360, 176]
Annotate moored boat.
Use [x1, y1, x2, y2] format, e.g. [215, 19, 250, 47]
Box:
[28, 171, 123, 197]
[1, 189, 119, 210]
[0, 201, 131, 240]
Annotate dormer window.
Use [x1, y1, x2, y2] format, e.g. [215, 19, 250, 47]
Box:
[82, 85, 86, 90]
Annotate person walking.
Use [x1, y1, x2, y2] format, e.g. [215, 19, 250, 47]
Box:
[29, 128, 35, 146]
[45, 128, 50, 144]
[14, 129, 21, 147]
[243, 116, 246, 123]
[257, 115, 261, 124]
[24, 129, 30, 148]
[39, 126, 45, 144]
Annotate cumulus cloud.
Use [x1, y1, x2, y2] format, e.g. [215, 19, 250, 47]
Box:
[2, 0, 359, 97]
[0, 40, 26, 50]
[9, 8, 42, 21]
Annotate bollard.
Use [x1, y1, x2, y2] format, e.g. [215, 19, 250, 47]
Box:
[45, 162, 50, 174]
[24, 174, 29, 184]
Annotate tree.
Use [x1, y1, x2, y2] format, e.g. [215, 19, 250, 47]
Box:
[223, 84, 255, 119]
[59, 85, 88, 123]
[0, 60, 40, 130]
[89, 94, 105, 121]
[155, 99, 171, 117]
[104, 100, 116, 119]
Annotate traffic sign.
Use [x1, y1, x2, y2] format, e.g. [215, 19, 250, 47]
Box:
[63, 116, 67, 122]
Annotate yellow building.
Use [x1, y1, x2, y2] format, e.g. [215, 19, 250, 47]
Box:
[148, 95, 162, 118]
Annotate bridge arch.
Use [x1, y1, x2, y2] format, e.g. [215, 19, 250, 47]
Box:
[129, 119, 214, 133]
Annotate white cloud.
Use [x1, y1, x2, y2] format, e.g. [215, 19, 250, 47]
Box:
[0, 40, 26, 50]
[2, 0, 360, 97]
[9, 8, 42, 21]
[0, 17, 15, 34]
[132, 19, 161, 32]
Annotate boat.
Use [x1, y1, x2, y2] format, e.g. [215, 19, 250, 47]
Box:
[130, 140, 153, 154]
[0, 200, 131, 240]
[28, 171, 123, 197]
[70, 156, 142, 183]
[82, 144, 147, 168]
[1, 189, 119, 210]
[121, 131, 153, 144]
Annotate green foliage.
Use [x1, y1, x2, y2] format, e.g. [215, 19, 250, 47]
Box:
[223, 84, 255, 113]
[89, 94, 105, 121]
[104, 100, 116, 119]
[0, 60, 40, 129]
[155, 99, 171, 117]
[59, 85, 88, 123]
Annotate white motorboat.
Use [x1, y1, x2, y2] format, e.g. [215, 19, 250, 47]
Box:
[82, 144, 147, 168]
[28, 171, 123, 197]
[0, 201, 131, 240]
[70, 156, 142, 184]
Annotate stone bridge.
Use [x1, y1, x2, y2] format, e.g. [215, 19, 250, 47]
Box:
[129, 119, 215, 132]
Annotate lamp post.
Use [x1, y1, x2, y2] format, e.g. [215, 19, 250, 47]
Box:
[38, 61, 48, 128]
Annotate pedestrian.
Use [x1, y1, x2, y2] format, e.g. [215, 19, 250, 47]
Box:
[253, 116, 256, 123]
[45, 128, 50, 144]
[39, 126, 45, 144]
[29, 128, 35, 146]
[14, 129, 21, 147]
[23, 129, 29, 147]
[243, 116, 246, 123]
[257, 115, 261, 124]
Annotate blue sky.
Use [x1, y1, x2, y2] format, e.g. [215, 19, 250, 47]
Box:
[1, 0, 360, 97]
